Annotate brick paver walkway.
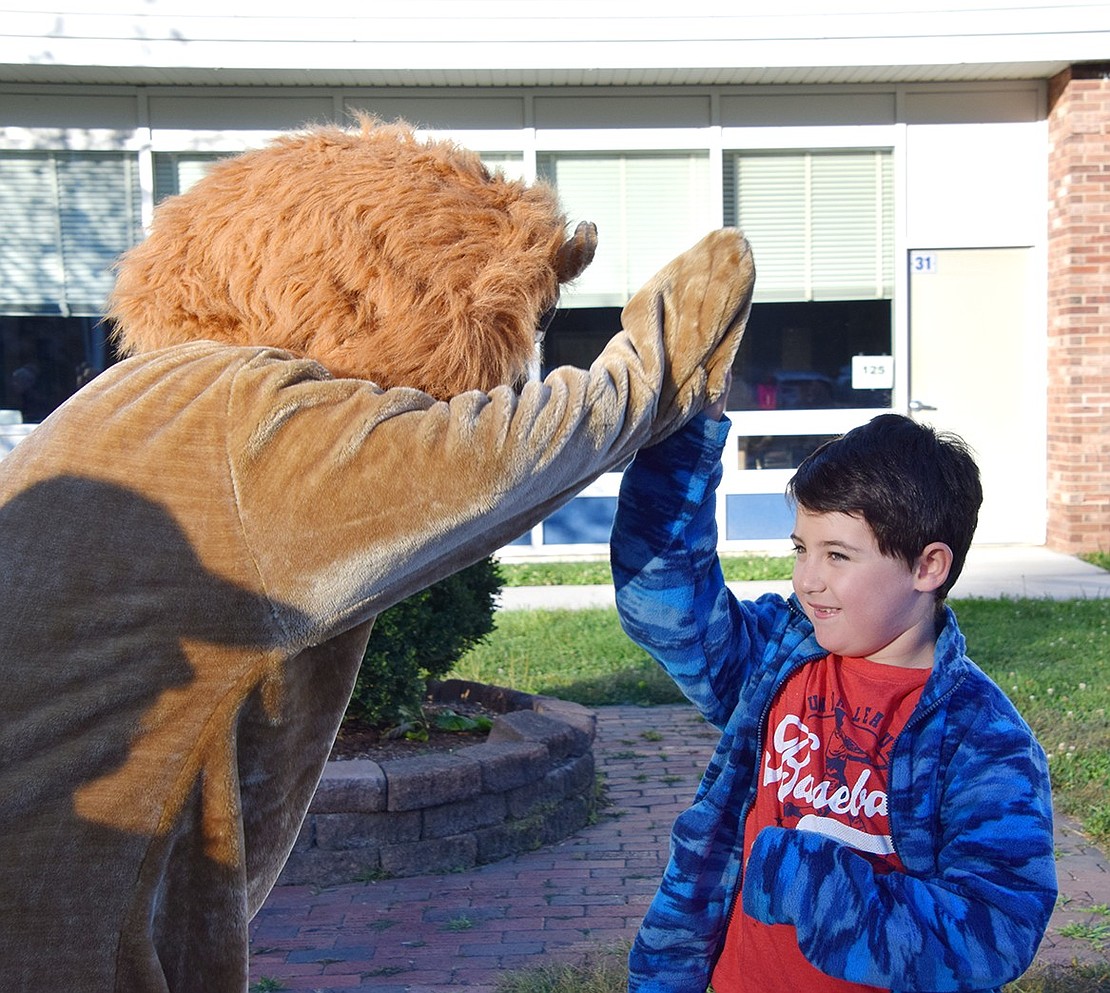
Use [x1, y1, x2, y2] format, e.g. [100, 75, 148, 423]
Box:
[249, 703, 1110, 992]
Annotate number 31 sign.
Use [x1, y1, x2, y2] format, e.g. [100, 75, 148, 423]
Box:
[911, 251, 939, 274]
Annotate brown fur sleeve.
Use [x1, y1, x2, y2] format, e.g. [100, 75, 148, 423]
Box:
[226, 229, 754, 642]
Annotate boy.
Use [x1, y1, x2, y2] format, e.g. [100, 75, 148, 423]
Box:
[610, 391, 1057, 993]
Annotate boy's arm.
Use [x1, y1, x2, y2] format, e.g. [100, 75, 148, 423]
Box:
[742, 687, 1058, 991]
[610, 410, 753, 729]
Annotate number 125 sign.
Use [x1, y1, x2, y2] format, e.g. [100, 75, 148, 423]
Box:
[852, 355, 894, 390]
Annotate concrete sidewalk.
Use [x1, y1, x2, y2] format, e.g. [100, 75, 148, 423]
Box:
[250, 703, 1110, 992]
[496, 544, 1110, 611]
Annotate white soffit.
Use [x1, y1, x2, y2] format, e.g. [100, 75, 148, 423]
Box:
[0, 3, 1107, 86]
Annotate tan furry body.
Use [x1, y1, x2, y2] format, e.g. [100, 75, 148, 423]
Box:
[0, 116, 754, 992]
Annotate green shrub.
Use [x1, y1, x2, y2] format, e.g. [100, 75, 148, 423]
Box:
[344, 556, 503, 728]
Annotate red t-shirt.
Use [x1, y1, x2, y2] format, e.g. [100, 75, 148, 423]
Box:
[711, 654, 929, 993]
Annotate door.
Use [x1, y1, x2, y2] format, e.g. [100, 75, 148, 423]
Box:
[908, 248, 1045, 544]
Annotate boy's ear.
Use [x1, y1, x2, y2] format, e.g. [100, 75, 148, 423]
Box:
[914, 541, 954, 593]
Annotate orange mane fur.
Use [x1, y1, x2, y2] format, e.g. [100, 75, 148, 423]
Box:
[108, 116, 573, 399]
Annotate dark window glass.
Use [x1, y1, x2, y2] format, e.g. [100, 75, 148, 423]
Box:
[0, 316, 115, 422]
[541, 300, 892, 413]
[540, 306, 620, 374]
[734, 434, 838, 471]
[728, 300, 891, 411]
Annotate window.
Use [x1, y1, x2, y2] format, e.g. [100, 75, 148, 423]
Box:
[479, 152, 525, 182]
[538, 150, 714, 385]
[734, 433, 839, 471]
[726, 299, 892, 412]
[537, 151, 714, 308]
[0, 151, 142, 316]
[153, 149, 526, 205]
[0, 315, 104, 422]
[0, 151, 143, 420]
[723, 150, 895, 413]
[725, 149, 894, 302]
[153, 153, 227, 202]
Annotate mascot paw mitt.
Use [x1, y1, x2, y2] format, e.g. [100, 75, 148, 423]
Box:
[0, 115, 754, 992]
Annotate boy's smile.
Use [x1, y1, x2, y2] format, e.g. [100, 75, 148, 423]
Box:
[791, 507, 948, 669]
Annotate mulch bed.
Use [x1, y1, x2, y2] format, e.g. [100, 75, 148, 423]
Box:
[329, 698, 498, 762]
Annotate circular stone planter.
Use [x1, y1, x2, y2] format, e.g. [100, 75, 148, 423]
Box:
[277, 679, 598, 885]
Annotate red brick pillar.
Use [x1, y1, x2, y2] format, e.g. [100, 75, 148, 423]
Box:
[1046, 64, 1110, 553]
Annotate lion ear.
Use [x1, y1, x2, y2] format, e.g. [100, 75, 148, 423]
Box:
[555, 220, 598, 283]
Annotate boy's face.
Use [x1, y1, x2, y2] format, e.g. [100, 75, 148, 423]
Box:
[790, 507, 940, 669]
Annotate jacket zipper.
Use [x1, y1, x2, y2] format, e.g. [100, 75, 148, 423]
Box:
[886, 668, 964, 868]
[717, 638, 825, 947]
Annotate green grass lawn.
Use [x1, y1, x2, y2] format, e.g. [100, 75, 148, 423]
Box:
[501, 551, 1110, 587]
[452, 590, 1110, 851]
[1081, 550, 1110, 572]
[955, 597, 1110, 846]
[498, 555, 794, 587]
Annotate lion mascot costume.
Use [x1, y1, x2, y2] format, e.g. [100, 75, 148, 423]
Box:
[0, 116, 754, 992]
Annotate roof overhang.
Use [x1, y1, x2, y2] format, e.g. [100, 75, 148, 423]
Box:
[0, 62, 1085, 88]
[1, 5, 1106, 88]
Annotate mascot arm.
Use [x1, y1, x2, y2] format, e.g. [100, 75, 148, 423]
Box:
[229, 229, 753, 641]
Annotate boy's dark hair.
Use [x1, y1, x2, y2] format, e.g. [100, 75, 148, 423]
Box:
[787, 414, 982, 600]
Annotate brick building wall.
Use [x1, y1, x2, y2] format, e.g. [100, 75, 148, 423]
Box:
[1046, 64, 1110, 553]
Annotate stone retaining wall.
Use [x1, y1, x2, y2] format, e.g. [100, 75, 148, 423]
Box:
[277, 680, 598, 885]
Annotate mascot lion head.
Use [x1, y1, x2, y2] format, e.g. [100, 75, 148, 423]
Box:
[108, 115, 595, 400]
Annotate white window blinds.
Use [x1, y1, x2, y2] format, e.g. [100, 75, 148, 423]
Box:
[480, 153, 525, 183]
[152, 151, 525, 202]
[153, 153, 227, 202]
[0, 152, 142, 316]
[726, 150, 893, 302]
[537, 151, 713, 308]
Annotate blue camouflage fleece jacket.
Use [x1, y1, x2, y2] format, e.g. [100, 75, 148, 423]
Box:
[610, 415, 1057, 993]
